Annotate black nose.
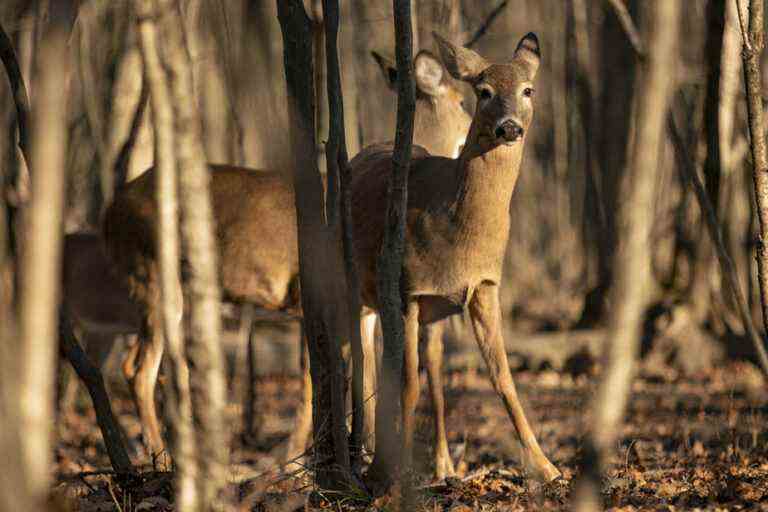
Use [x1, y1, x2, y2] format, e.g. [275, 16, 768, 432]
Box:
[495, 120, 524, 141]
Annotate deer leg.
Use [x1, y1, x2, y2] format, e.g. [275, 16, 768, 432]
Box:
[424, 320, 455, 480]
[283, 327, 312, 466]
[122, 335, 140, 382]
[401, 300, 421, 471]
[130, 311, 165, 457]
[468, 284, 560, 482]
[360, 312, 378, 454]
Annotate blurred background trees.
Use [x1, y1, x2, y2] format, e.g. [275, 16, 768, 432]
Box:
[4, 1, 768, 366]
[2, 0, 768, 508]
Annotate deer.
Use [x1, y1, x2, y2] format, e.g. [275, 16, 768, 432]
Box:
[99, 47, 470, 465]
[350, 32, 561, 482]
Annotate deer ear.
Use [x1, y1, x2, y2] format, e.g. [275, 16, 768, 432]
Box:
[514, 32, 540, 78]
[414, 50, 444, 96]
[433, 32, 487, 83]
[371, 50, 398, 91]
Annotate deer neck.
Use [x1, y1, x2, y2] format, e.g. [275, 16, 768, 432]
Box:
[450, 124, 524, 241]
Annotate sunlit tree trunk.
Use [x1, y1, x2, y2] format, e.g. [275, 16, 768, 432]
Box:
[574, 1, 680, 510]
[156, 0, 229, 507]
[133, 0, 199, 508]
[16, 5, 71, 504]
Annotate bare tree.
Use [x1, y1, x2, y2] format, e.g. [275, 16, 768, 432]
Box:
[133, 0, 199, 508]
[738, 0, 768, 356]
[369, 0, 416, 486]
[154, 0, 229, 507]
[321, 0, 365, 471]
[16, 5, 72, 504]
[276, 0, 357, 491]
[574, 1, 681, 510]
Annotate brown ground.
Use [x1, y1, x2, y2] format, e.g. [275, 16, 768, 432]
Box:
[52, 359, 768, 511]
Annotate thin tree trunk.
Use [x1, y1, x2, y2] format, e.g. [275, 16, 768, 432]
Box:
[585, 0, 639, 325]
[134, 0, 200, 508]
[17, 8, 71, 503]
[690, 0, 726, 324]
[153, 0, 229, 508]
[739, 0, 768, 360]
[574, 1, 680, 510]
[321, 0, 365, 471]
[370, 0, 416, 484]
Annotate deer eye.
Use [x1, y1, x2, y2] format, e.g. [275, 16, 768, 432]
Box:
[477, 85, 493, 100]
[523, 87, 535, 98]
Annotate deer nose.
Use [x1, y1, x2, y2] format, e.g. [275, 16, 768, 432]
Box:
[494, 119, 524, 142]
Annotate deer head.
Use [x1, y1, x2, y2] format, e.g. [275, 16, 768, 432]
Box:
[372, 49, 471, 157]
[434, 32, 540, 156]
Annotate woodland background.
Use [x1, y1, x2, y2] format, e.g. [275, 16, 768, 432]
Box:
[2, 0, 768, 511]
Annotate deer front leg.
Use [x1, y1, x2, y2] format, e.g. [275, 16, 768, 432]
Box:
[401, 300, 421, 471]
[424, 320, 455, 480]
[468, 283, 560, 482]
[130, 313, 165, 457]
[360, 312, 378, 454]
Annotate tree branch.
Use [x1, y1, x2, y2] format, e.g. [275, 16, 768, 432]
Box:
[605, 0, 645, 58]
[464, 0, 508, 49]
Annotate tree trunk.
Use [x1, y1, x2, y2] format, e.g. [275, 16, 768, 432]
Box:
[574, 1, 680, 510]
[276, 0, 356, 492]
[133, 0, 200, 508]
[581, 0, 639, 326]
[740, 0, 768, 363]
[321, 0, 365, 471]
[17, 7, 71, 504]
[151, 0, 229, 508]
[369, 0, 416, 485]
[689, 0, 726, 325]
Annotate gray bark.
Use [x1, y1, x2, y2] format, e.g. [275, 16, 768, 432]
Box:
[154, 0, 229, 507]
[133, 0, 199, 508]
[17, 10, 70, 504]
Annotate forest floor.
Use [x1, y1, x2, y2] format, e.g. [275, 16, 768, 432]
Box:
[52, 359, 768, 511]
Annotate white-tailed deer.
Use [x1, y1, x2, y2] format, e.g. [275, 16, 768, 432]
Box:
[98, 48, 470, 461]
[351, 33, 561, 482]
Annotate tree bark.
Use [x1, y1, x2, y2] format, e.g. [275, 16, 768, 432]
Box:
[370, 0, 416, 483]
[582, 0, 639, 326]
[152, 0, 229, 508]
[277, 0, 356, 492]
[574, 1, 681, 510]
[133, 0, 200, 508]
[17, 9, 71, 504]
[740, 0, 768, 365]
[321, 0, 365, 471]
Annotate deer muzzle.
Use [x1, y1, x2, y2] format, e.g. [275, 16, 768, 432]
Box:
[494, 118, 524, 143]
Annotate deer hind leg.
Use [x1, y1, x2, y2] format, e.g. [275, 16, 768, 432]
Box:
[424, 320, 455, 480]
[129, 309, 166, 457]
[360, 312, 378, 454]
[401, 300, 421, 471]
[283, 326, 312, 467]
[468, 283, 560, 482]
